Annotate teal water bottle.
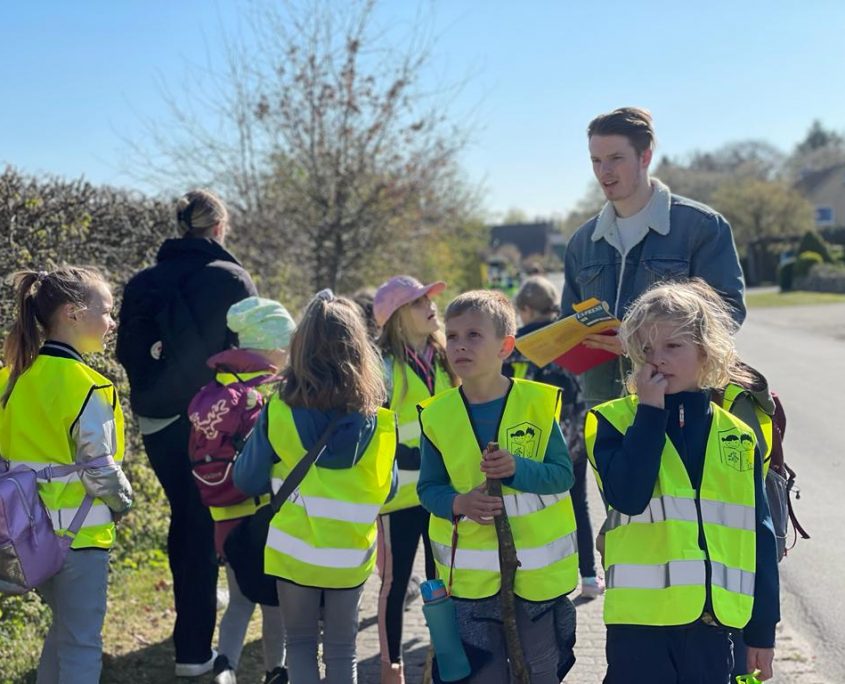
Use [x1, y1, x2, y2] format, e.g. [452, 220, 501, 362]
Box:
[421, 579, 471, 682]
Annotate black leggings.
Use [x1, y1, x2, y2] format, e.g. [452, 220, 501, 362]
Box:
[144, 416, 219, 664]
[377, 505, 436, 664]
[571, 456, 598, 578]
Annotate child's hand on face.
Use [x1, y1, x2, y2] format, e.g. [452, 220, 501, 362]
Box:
[452, 485, 503, 525]
[480, 448, 516, 479]
[637, 362, 668, 409]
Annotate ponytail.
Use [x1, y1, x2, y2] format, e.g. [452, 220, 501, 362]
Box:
[2, 266, 105, 406]
[2, 272, 44, 406]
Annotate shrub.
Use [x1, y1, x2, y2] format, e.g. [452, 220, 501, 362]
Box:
[797, 231, 833, 263]
[793, 250, 825, 280]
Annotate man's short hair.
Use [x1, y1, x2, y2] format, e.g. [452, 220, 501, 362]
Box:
[587, 107, 655, 155]
[445, 290, 517, 338]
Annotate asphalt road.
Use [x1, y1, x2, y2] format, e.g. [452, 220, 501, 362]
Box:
[736, 302, 845, 680]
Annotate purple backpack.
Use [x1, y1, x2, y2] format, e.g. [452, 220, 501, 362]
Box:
[188, 358, 278, 509]
[0, 458, 109, 594]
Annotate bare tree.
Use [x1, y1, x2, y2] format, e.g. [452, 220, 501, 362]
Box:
[126, 0, 480, 300]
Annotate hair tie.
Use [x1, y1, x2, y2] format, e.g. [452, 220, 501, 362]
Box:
[177, 207, 193, 231]
[36, 271, 48, 283]
[314, 288, 336, 303]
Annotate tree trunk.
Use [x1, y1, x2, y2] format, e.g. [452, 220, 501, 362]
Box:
[485, 441, 530, 684]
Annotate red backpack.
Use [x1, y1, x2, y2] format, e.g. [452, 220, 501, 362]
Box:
[187, 352, 279, 509]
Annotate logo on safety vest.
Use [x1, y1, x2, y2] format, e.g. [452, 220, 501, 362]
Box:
[718, 428, 754, 472]
[506, 422, 542, 459]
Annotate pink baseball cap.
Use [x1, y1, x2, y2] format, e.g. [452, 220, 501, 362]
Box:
[373, 276, 447, 327]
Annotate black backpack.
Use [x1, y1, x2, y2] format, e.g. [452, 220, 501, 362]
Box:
[117, 267, 214, 418]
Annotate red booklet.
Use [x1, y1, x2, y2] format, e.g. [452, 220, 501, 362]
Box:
[514, 298, 621, 374]
[551, 330, 619, 374]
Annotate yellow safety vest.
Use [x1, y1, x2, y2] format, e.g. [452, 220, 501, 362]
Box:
[381, 357, 453, 514]
[0, 351, 125, 550]
[720, 383, 773, 476]
[585, 395, 757, 628]
[264, 399, 397, 588]
[419, 379, 579, 601]
[207, 370, 273, 523]
[510, 361, 531, 380]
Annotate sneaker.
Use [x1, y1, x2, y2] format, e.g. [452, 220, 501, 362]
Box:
[580, 576, 605, 599]
[174, 649, 217, 678]
[213, 654, 237, 684]
[264, 666, 289, 684]
[404, 574, 422, 611]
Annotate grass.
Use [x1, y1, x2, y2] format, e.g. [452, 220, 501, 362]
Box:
[746, 290, 845, 308]
[6, 563, 268, 684]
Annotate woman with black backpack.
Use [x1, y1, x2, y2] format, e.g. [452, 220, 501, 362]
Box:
[116, 189, 257, 678]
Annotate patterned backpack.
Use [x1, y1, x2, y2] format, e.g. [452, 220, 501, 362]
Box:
[187, 369, 277, 509]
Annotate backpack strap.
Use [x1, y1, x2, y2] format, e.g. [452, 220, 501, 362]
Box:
[269, 414, 343, 514]
[35, 456, 116, 539]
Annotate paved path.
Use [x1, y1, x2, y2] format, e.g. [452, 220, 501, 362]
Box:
[735, 302, 845, 683]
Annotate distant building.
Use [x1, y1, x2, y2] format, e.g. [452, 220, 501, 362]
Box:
[795, 162, 845, 240]
[488, 221, 565, 260]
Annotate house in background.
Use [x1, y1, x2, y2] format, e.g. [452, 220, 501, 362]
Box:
[795, 162, 845, 243]
[488, 221, 565, 262]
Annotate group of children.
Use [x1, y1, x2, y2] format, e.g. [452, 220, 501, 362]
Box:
[0, 255, 779, 683]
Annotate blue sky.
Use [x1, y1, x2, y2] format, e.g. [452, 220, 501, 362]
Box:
[2, 1, 844, 219]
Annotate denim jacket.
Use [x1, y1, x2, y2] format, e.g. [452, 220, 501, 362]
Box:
[562, 190, 746, 404]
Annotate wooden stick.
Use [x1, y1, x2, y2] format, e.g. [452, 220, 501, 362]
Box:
[485, 441, 530, 684]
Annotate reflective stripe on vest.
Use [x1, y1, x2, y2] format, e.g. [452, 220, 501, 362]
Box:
[431, 530, 578, 572]
[721, 383, 773, 475]
[585, 395, 756, 628]
[381, 358, 452, 514]
[264, 400, 396, 589]
[419, 379, 579, 601]
[267, 527, 376, 569]
[48, 504, 113, 531]
[606, 495, 755, 532]
[270, 478, 381, 524]
[606, 560, 754, 597]
[0, 353, 124, 550]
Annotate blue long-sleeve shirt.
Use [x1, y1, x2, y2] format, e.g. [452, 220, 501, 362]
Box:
[417, 394, 574, 520]
[590, 390, 779, 647]
[234, 404, 398, 502]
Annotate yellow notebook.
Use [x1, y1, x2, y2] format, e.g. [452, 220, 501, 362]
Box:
[514, 298, 621, 373]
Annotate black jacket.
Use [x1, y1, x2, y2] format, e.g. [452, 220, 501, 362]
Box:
[117, 237, 257, 417]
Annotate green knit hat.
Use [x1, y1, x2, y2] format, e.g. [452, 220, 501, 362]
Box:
[227, 296, 296, 350]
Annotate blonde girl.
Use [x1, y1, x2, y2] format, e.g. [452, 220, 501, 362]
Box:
[372, 276, 458, 684]
[234, 290, 398, 684]
[585, 279, 779, 683]
[0, 267, 133, 682]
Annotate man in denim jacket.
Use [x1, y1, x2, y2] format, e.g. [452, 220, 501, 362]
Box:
[562, 107, 746, 404]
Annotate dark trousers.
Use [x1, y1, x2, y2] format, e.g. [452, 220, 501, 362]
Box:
[605, 624, 734, 684]
[377, 505, 436, 663]
[571, 457, 598, 578]
[144, 416, 219, 665]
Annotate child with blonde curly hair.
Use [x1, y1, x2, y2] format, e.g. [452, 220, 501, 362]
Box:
[585, 279, 779, 683]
